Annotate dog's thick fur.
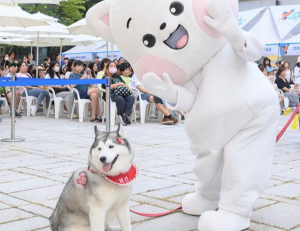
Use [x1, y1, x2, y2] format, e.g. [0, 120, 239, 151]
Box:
[50, 125, 133, 231]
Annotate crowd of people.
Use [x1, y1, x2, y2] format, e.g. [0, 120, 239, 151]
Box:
[258, 56, 300, 112]
[0, 53, 185, 125]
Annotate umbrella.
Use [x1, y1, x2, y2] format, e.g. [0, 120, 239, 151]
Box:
[1, 0, 65, 4]
[0, 32, 28, 39]
[0, 4, 49, 27]
[70, 35, 103, 46]
[67, 18, 97, 36]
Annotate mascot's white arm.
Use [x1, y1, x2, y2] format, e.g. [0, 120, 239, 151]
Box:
[204, 0, 264, 61]
[142, 73, 198, 112]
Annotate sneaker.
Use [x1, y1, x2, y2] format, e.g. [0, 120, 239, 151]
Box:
[170, 116, 179, 124]
[95, 116, 102, 122]
[118, 115, 127, 126]
[125, 115, 131, 125]
[31, 105, 37, 116]
[162, 117, 174, 125]
[15, 111, 22, 118]
[67, 114, 79, 119]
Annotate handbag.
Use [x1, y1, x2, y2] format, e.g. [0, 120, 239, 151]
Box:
[113, 86, 131, 96]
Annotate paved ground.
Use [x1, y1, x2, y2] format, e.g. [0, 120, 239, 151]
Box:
[0, 112, 300, 231]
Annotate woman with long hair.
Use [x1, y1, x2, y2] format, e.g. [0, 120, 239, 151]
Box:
[283, 61, 293, 83]
[275, 66, 299, 107]
[103, 61, 134, 126]
[28, 64, 36, 78]
[87, 62, 97, 79]
[64, 59, 75, 79]
[17, 61, 50, 116]
[96, 58, 110, 79]
[263, 57, 271, 68]
[45, 61, 76, 119]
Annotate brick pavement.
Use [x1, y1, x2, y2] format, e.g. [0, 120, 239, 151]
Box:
[0, 113, 299, 231]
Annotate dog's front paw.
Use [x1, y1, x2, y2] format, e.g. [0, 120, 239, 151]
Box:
[76, 172, 87, 186]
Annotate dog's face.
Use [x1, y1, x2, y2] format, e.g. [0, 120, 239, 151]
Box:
[89, 124, 133, 176]
[86, 0, 238, 85]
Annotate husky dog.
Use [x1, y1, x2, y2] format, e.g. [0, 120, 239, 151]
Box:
[50, 124, 135, 231]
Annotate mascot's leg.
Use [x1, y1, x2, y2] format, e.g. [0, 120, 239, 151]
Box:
[198, 109, 279, 231]
[182, 145, 223, 215]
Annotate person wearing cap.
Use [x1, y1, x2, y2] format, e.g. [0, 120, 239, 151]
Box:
[294, 56, 300, 80]
[267, 67, 275, 80]
[37, 66, 45, 78]
[4, 62, 22, 118]
[94, 56, 101, 71]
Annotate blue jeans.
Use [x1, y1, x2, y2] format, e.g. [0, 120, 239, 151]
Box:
[22, 88, 50, 107]
[111, 93, 134, 116]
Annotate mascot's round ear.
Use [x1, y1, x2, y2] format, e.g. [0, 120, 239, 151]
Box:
[86, 0, 114, 43]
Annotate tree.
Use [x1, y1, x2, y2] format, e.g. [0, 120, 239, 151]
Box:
[20, 0, 86, 25]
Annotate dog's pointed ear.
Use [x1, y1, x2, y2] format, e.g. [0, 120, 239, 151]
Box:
[94, 125, 101, 136]
[117, 123, 126, 138]
[86, 0, 114, 44]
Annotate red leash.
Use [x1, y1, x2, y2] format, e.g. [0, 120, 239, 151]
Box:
[276, 103, 300, 143]
[130, 206, 182, 217]
[131, 105, 300, 218]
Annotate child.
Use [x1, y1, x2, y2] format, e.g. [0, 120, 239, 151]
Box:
[69, 60, 102, 122]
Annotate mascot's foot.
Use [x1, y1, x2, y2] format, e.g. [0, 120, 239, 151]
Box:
[76, 172, 87, 186]
[198, 209, 250, 231]
[182, 193, 218, 215]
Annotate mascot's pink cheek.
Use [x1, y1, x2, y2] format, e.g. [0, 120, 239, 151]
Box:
[135, 56, 187, 85]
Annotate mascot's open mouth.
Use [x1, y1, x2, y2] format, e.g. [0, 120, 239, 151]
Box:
[164, 25, 189, 50]
[102, 155, 119, 173]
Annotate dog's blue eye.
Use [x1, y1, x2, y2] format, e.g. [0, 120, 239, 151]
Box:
[109, 145, 114, 149]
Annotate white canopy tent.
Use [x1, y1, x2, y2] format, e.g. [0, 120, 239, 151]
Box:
[1, 0, 65, 4]
[62, 41, 122, 62]
[238, 7, 266, 29]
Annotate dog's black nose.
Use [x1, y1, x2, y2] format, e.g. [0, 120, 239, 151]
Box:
[160, 23, 166, 30]
[100, 156, 107, 163]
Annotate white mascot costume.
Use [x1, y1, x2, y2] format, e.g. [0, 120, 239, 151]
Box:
[87, 0, 279, 230]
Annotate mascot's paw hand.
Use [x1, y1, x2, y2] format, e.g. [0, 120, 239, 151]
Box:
[198, 209, 250, 231]
[142, 72, 178, 104]
[76, 172, 87, 186]
[204, 0, 245, 50]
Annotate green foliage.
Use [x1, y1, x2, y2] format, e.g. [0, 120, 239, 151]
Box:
[20, 0, 87, 26]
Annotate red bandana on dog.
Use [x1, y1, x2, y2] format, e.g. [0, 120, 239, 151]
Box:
[88, 164, 138, 187]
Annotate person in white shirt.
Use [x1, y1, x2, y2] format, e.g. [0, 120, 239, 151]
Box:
[283, 61, 293, 83]
[130, 74, 178, 125]
[294, 57, 300, 80]
[45, 61, 77, 119]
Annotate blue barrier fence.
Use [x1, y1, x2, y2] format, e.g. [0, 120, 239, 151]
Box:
[0, 77, 109, 87]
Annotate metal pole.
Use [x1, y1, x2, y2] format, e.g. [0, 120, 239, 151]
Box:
[36, 31, 40, 78]
[105, 76, 111, 132]
[30, 42, 33, 60]
[111, 43, 113, 61]
[106, 41, 109, 59]
[1, 74, 25, 142]
[60, 38, 63, 67]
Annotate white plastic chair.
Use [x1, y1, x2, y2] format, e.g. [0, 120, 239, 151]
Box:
[47, 87, 64, 119]
[131, 87, 151, 124]
[69, 86, 91, 123]
[0, 97, 10, 113]
[19, 87, 47, 117]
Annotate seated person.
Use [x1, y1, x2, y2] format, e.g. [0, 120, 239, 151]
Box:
[45, 61, 77, 119]
[16, 61, 50, 116]
[275, 66, 299, 108]
[267, 67, 275, 80]
[102, 61, 134, 126]
[130, 74, 178, 125]
[69, 60, 102, 122]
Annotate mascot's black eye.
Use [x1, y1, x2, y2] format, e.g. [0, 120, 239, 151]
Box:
[143, 34, 156, 48]
[98, 148, 101, 150]
[109, 145, 114, 149]
[170, 2, 184, 16]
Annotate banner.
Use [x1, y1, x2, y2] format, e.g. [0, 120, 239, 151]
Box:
[270, 5, 300, 39]
[264, 44, 279, 56]
[93, 51, 123, 61]
[62, 53, 93, 62]
[280, 43, 300, 56]
[238, 7, 266, 28]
